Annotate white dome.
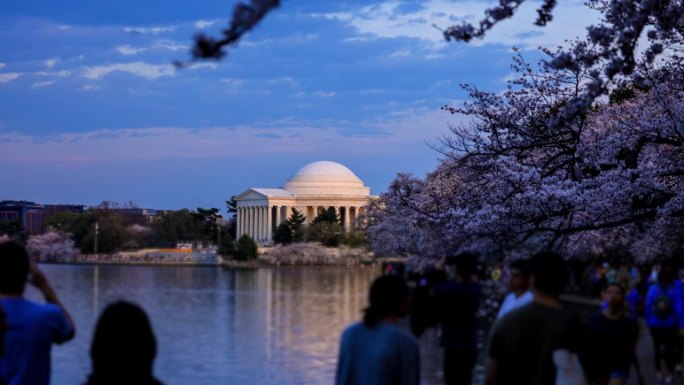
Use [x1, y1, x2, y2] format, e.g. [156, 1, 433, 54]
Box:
[283, 161, 370, 196]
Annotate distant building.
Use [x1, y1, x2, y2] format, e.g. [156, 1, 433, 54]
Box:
[235, 161, 374, 245]
[0, 200, 86, 235]
[90, 207, 158, 226]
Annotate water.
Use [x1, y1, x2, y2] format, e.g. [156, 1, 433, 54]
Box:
[29, 264, 444, 385]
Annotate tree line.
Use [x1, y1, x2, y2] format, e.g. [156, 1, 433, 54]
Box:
[44, 206, 230, 254]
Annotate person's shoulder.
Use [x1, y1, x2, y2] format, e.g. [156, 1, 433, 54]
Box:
[33, 302, 63, 317]
[492, 303, 530, 331]
[646, 282, 659, 295]
[342, 321, 365, 336]
[587, 311, 606, 328]
[500, 292, 515, 305]
[6, 298, 55, 314]
[504, 301, 537, 318]
[31, 302, 69, 326]
[385, 324, 419, 349]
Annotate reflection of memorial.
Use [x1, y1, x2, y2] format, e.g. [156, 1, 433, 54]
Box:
[235, 161, 375, 245]
[232, 268, 377, 380]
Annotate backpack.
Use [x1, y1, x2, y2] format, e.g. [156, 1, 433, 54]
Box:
[653, 291, 673, 320]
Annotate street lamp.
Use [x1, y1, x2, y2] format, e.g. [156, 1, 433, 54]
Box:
[94, 222, 99, 254]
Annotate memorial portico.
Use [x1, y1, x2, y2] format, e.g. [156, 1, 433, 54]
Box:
[235, 161, 373, 245]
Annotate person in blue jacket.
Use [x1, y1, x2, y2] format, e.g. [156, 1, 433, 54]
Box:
[645, 263, 684, 385]
[335, 274, 420, 385]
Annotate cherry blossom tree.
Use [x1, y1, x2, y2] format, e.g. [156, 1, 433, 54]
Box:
[365, 40, 684, 261]
[26, 230, 79, 262]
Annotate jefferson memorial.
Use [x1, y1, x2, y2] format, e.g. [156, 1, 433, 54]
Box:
[235, 161, 373, 245]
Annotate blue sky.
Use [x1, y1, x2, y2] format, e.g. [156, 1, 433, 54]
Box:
[0, 0, 599, 212]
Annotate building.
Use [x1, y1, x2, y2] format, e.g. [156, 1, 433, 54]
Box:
[235, 161, 373, 245]
[0, 200, 86, 235]
[90, 207, 158, 226]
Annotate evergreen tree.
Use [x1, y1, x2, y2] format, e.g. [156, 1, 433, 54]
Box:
[225, 196, 238, 218]
[235, 234, 258, 261]
[273, 222, 293, 245]
[312, 207, 339, 225]
[307, 207, 341, 247]
[287, 208, 306, 227]
[218, 232, 235, 257]
[287, 208, 307, 243]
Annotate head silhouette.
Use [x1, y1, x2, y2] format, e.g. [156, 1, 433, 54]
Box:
[0, 242, 30, 295]
[530, 251, 568, 297]
[363, 275, 409, 328]
[89, 301, 158, 384]
[658, 262, 676, 286]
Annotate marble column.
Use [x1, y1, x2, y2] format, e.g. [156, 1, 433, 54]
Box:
[267, 205, 273, 242]
[264, 206, 269, 240]
[242, 207, 247, 237]
[258, 206, 264, 242]
[237, 207, 242, 237]
[250, 207, 256, 240]
[275, 206, 281, 228]
[255, 206, 260, 241]
[244, 207, 249, 239]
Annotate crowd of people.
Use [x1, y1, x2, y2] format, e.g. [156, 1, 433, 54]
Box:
[1, 239, 684, 385]
[345, 253, 684, 385]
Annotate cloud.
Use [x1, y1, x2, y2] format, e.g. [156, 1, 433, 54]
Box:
[82, 62, 175, 80]
[116, 41, 188, 56]
[0, 109, 451, 164]
[0, 73, 21, 83]
[389, 50, 411, 58]
[35, 70, 71, 78]
[316, 0, 599, 49]
[0, 63, 5, 69]
[116, 45, 147, 56]
[253, 133, 282, 139]
[315, 91, 336, 97]
[122, 26, 175, 36]
[32, 80, 56, 88]
[187, 62, 218, 70]
[265, 76, 298, 86]
[156, 41, 189, 51]
[240, 34, 319, 47]
[79, 84, 100, 91]
[194, 20, 217, 29]
[220, 78, 245, 92]
[45, 58, 58, 68]
[360, 88, 387, 94]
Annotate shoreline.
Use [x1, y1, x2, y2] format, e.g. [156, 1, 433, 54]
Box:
[38, 260, 220, 268]
[37, 243, 377, 268]
[38, 257, 379, 269]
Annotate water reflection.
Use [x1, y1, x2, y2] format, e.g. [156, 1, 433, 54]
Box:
[29, 265, 437, 385]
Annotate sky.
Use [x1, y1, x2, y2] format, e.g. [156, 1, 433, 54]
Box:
[0, 0, 601, 212]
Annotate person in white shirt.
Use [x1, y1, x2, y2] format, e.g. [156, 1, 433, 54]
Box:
[496, 259, 533, 319]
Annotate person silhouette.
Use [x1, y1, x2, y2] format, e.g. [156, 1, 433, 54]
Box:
[0, 241, 75, 385]
[335, 274, 420, 385]
[85, 301, 163, 385]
